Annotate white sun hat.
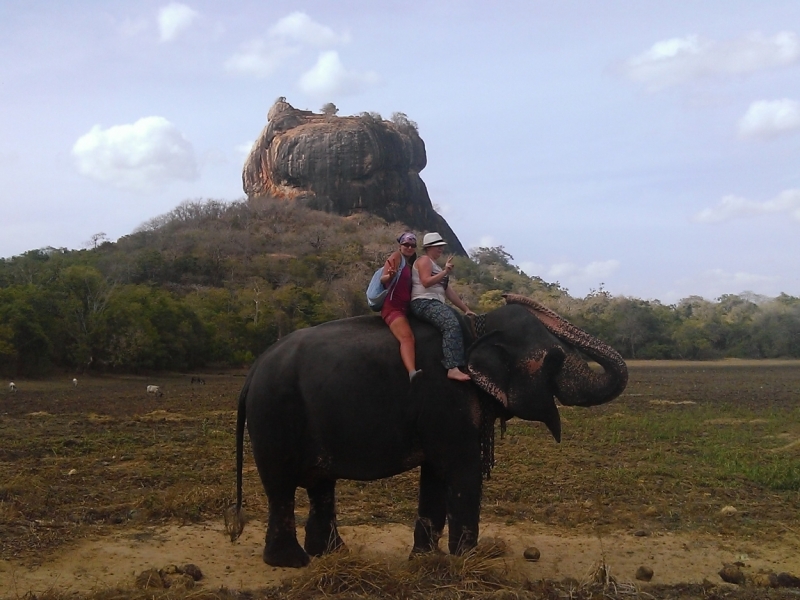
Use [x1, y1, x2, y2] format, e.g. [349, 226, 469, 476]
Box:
[422, 232, 447, 247]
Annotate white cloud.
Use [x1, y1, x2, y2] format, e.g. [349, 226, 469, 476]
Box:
[581, 260, 622, 280]
[120, 17, 148, 37]
[738, 99, 800, 138]
[236, 141, 255, 159]
[158, 3, 198, 42]
[72, 116, 198, 191]
[703, 269, 776, 287]
[224, 40, 297, 78]
[270, 11, 350, 47]
[545, 260, 620, 281]
[694, 190, 800, 223]
[432, 202, 451, 216]
[518, 261, 544, 277]
[677, 269, 778, 298]
[225, 12, 350, 79]
[519, 260, 620, 286]
[624, 31, 800, 90]
[299, 51, 379, 97]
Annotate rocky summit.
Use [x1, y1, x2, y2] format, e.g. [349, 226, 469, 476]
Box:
[242, 98, 466, 254]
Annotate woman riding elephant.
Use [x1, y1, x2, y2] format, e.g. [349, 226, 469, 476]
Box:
[410, 232, 475, 381]
[380, 232, 422, 381]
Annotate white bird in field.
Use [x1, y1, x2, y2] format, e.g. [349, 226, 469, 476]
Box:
[72, 378, 78, 387]
[8, 382, 17, 393]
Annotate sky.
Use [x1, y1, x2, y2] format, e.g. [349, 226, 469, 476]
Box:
[1, 1, 799, 303]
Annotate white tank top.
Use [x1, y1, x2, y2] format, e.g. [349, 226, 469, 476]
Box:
[411, 258, 446, 302]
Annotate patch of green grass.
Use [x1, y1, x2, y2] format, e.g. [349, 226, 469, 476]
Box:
[1, 365, 799, 560]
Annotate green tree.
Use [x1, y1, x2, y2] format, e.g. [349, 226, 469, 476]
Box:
[57, 265, 116, 368]
[0, 285, 56, 375]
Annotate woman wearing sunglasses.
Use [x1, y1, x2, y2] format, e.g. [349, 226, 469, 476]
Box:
[380, 232, 422, 381]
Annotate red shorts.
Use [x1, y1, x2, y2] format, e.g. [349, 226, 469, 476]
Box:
[382, 308, 407, 326]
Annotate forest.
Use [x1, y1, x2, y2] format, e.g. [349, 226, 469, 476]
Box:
[1, 197, 799, 376]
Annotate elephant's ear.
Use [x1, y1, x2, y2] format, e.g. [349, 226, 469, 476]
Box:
[467, 333, 511, 408]
[539, 400, 561, 443]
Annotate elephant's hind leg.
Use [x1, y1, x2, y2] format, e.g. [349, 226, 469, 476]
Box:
[305, 479, 345, 557]
[411, 463, 447, 556]
[264, 489, 310, 568]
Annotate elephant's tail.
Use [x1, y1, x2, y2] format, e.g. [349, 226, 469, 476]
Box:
[224, 370, 251, 542]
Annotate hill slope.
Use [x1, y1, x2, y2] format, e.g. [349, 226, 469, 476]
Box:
[1, 197, 799, 377]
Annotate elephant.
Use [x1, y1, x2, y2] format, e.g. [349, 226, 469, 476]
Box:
[226, 293, 627, 568]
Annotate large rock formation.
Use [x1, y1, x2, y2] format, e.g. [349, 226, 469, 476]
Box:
[243, 99, 466, 254]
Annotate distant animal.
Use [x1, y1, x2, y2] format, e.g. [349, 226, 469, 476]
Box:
[72, 378, 78, 387]
[146, 385, 163, 397]
[8, 382, 16, 393]
[228, 294, 628, 568]
[191, 377, 206, 385]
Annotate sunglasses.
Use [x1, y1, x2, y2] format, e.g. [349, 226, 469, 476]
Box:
[400, 243, 417, 248]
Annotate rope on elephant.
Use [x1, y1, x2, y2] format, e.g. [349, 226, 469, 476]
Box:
[479, 398, 497, 480]
[468, 311, 496, 480]
[465, 313, 487, 340]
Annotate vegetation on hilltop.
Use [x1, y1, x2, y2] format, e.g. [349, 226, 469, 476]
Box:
[1, 198, 799, 376]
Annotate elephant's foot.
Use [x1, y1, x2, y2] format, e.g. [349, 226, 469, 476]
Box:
[408, 544, 445, 559]
[263, 537, 310, 568]
[304, 528, 345, 557]
[411, 517, 444, 556]
[449, 525, 478, 556]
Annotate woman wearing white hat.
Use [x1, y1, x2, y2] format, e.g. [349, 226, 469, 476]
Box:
[410, 232, 475, 381]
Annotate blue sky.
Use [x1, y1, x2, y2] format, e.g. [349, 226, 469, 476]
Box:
[1, 1, 799, 302]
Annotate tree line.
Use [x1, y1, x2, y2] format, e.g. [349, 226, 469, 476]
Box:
[1, 199, 798, 377]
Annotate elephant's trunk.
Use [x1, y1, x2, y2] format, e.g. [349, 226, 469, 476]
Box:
[553, 351, 627, 407]
[503, 294, 628, 407]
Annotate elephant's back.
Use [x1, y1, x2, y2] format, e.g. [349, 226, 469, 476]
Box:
[308, 313, 440, 345]
[253, 314, 429, 479]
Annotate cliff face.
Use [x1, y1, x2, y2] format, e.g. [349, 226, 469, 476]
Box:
[243, 99, 466, 254]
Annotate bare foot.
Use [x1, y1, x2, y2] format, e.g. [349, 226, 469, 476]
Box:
[447, 367, 471, 382]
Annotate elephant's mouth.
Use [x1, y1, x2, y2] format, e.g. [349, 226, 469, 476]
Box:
[508, 387, 562, 443]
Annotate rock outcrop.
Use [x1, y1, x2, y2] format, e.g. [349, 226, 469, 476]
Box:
[243, 99, 466, 254]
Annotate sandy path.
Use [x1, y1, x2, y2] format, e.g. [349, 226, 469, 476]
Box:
[2, 520, 799, 597]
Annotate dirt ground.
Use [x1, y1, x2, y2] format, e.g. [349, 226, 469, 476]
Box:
[2, 519, 800, 597]
[1, 361, 799, 597]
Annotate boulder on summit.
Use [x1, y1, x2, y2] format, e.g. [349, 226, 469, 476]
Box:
[243, 98, 466, 254]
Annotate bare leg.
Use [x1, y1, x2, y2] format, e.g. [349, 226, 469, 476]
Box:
[388, 316, 420, 377]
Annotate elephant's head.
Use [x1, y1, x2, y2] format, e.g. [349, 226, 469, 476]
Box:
[466, 294, 628, 442]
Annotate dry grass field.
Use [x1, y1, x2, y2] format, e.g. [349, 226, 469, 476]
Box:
[1, 361, 799, 599]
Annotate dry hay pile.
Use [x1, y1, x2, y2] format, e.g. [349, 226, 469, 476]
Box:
[265, 539, 641, 600]
[17, 542, 797, 600]
[279, 542, 519, 599]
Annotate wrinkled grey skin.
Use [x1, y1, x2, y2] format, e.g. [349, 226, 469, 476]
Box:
[227, 294, 627, 568]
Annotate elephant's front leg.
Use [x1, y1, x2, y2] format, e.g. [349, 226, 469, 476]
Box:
[411, 462, 447, 555]
[304, 479, 345, 557]
[446, 462, 483, 555]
